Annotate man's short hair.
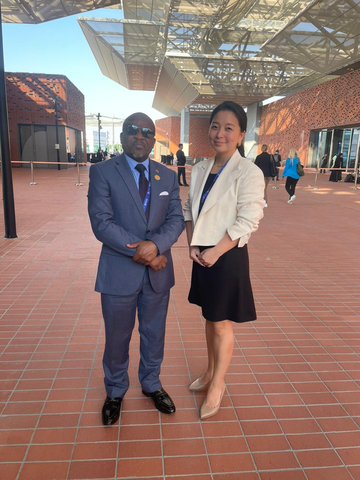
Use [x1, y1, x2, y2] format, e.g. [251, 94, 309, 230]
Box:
[178, 143, 183, 148]
[275, 150, 279, 153]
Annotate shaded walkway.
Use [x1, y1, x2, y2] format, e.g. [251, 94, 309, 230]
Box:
[1, 165, 360, 480]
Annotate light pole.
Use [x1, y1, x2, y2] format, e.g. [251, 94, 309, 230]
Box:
[97, 113, 101, 152]
[54, 97, 61, 171]
[0, 2, 17, 238]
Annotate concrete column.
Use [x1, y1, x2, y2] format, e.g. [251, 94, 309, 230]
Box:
[244, 102, 261, 162]
[180, 107, 190, 156]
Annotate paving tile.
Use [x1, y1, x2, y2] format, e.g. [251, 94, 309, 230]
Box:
[296, 449, 343, 468]
[337, 447, 360, 465]
[349, 466, 360, 479]
[19, 462, 69, 480]
[0, 445, 28, 462]
[119, 425, 161, 441]
[317, 417, 359, 432]
[2, 169, 360, 479]
[163, 438, 206, 456]
[161, 422, 202, 439]
[213, 474, 259, 480]
[0, 429, 33, 445]
[253, 451, 300, 470]
[247, 434, 290, 452]
[287, 433, 331, 450]
[305, 467, 354, 480]
[0, 463, 21, 480]
[69, 460, 116, 479]
[26, 444, 73, 462]
[32, 429, 77, 446]
[205, 436, 249, 454]
[164, 455, 210, 475]
[241, 420, 283, 436]
[259, 471, 307, 480]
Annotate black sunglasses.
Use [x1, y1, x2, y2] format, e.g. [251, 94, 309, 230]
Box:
[123, 124, 155, 138]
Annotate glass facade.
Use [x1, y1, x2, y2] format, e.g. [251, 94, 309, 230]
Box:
[308, 125, 360, 170]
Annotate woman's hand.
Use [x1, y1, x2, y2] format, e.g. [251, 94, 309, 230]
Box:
[199, 247, 220, 268]
[189, 246, 204, 266]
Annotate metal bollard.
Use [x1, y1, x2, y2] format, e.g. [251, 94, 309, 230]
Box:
[352, 170, 359, 190]
[75, 162, 83, 186]
[312, 157, 320, 190]
[30, 161, 36, 185]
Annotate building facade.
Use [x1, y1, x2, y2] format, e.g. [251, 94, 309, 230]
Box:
[6, 72, 86, 168]
[155, 115, 215, 161]
[155, 69, 360, 168]
[258, 69, 360, 168]
[85, 129, 109, 153]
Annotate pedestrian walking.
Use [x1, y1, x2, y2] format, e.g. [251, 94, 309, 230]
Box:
[255, 144, 275, 207]
[282, 148, 301, 204]
[320, 153, 328, 173]
[272, 149, 282, 180]
[329, 153, 343, 182]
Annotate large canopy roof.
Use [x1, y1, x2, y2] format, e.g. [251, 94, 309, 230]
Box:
[1, 1, 121, 24]
[7, 1, 358, 116]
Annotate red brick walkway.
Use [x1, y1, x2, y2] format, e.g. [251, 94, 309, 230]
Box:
[1, 165, 360, 480]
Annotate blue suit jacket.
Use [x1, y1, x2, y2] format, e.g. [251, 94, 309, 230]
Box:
[88, 154, 184, 295]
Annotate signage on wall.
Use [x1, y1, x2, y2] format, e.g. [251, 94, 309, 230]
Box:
[55, 144, 60, 149]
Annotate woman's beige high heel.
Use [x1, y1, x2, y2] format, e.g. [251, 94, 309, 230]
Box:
[189, 377, 210, 392]
[200, 384, 225, 420]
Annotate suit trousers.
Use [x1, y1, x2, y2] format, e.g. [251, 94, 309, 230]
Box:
[177, 166, 187, 185]
[101, 268, 170, 398]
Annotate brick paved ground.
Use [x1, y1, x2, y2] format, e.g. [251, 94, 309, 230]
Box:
[1, 164, 360, 480]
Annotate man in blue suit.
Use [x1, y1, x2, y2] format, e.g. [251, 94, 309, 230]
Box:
[88, 113, 184, 425]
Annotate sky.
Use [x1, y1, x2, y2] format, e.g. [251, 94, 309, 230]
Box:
[3, 7, 166, 122]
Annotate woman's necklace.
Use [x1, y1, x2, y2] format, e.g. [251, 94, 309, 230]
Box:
[213, 158, 227, 170]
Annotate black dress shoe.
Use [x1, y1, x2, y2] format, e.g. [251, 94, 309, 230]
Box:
[142, 388, 176, 414]
[102, 396, 122, 425]
[178, 183, 184, 186]
[184, 184, 189, 186]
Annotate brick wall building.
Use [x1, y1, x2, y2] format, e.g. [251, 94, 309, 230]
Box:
[258, 69, 360, 165]
[155, 115, 214, 160]
[6, 72, 86, 166]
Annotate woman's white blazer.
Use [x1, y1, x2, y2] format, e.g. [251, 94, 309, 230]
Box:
[183, 150, 265, 247]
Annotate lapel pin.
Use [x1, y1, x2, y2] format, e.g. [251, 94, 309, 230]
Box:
[156, 169, 159, 173]
[154, 175, 161, 180]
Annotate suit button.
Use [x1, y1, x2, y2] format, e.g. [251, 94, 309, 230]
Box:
[146, 230, 150, 234]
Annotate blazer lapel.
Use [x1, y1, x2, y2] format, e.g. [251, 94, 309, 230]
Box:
[191, 159, 214, 224]
[147, 160, 162, 226]
[197, 150, 243, 218]
[115, 154, 147, 224]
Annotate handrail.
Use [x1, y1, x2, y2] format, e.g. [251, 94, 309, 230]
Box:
[277, 165, 358, 190]
[10, 161, 87, 165]
[4, 160, 89, 186]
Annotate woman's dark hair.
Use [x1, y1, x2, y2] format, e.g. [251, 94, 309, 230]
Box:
[210, 101, 247, 157]
[210, 101, 247, 132]
[237, 143, 245, 157]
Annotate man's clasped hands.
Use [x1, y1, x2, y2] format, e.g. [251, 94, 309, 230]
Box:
[126, 241, 167, 271]
[126, 242, 220, 271]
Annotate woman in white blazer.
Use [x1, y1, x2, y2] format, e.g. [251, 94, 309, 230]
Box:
[184, 101, 265, 420]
